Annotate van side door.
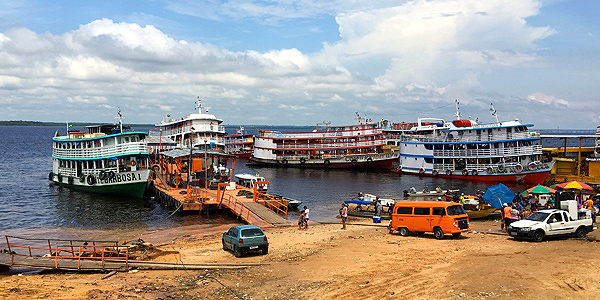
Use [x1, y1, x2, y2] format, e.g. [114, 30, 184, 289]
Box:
[413, 207, 431, 232]
[393, 206, 413, 230]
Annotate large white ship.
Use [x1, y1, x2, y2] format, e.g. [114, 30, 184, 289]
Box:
[250, 115, 399, 168]
[153, 98, 225, 150]
[49, 112, 151, 198]
[386, 103, 553, 184]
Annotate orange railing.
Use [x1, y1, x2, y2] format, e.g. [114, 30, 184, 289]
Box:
[217, 183, 252, 222]
[5, 236, 129, 270]
[253, 181, 288, 219]
[187, 185, 209, 201]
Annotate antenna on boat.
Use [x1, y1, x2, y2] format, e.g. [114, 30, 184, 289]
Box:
[355, 112, 362, 124]
[195, 96, 204, 113]
[490, 103, 499, 123]
[116, 108, 123, 133]
[454, 99, 461, 120]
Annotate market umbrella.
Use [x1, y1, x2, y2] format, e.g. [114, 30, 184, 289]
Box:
[520, 184, 556, 197]
[556, 181, 593, 190]
[481, 183, 514, 209]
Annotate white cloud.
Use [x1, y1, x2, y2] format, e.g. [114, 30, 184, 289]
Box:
[527, 92, 569, 107]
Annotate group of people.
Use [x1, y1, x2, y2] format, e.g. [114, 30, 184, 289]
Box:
[297, 206, 310, 230]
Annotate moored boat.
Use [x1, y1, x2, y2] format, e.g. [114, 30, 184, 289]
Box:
[387, 102, 553, 184]
[250, 115, 399, 168]
[234, 173, 268, 192]
[225, 128, 254, 158]
[466, 208, 497, 219]
[49, 112, 150, 198]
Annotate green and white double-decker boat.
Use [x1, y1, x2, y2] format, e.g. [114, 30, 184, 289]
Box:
[49, 113, 151, 198]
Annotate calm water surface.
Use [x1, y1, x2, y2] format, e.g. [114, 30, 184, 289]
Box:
[0, 125, 592, 240]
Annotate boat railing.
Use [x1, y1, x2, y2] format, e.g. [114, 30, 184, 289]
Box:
[4, 235, 130, 270]
[214, 183, 253, 223]
[273, 139, 386, 149]
[53, 142, 148, 159]
[399, 131, 536, 143]
[432, 145, 542, 157]
[432, 161, 551, 173]
[276, 151, 398, 161]
[260, 130, 382, 139]
[253, 182, 288, 219]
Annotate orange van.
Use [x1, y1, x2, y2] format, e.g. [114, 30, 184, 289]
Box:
[390, 201, 471, 239]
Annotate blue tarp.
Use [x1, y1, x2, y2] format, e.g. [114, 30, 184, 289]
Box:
[481, 184, 515, 209]
[345, 200, 373, 205]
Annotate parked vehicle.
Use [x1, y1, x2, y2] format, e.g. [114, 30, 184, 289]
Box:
[222, 225, 269, 257]
[389, 201, 471, 239]
[507, 208, 593, 242]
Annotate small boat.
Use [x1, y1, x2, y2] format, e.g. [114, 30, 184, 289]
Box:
[404, 189, 459, 197]
[235, 173, 268, 192]
[344, 194, 396, 219]
[286, 198, 302, 210]
[466, 208, 497, 219]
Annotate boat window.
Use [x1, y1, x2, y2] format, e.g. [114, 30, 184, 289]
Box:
[446, 205, 466, 216]
[414, 207, 430, 215]
[396, 207, 412, 215]
[424, 157, 433, 163]
[432, 207, 445, 216]
[424, 144, 433, 150]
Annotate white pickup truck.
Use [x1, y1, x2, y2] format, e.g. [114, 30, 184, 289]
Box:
[507, 209, 594, 242]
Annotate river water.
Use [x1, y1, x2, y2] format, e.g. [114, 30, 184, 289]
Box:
[0, 125, 594, 241]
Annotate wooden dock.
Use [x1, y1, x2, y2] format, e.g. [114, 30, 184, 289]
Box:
[152, 180, 294, 228]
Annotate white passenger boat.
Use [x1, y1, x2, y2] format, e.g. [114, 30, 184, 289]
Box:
[234, 173, 268, 192]
[49, 112, 150, 198]
[152, 98, 225, 151]
[387, 102, 553, 184]
[250, 115, 399, 168]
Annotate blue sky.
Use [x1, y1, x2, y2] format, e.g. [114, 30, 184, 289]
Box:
[0, 0, 598, 128]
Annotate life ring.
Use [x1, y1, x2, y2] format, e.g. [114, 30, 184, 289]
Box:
[48, 172, 54, 181]
[471, 169, 478, 176]
[130, 160, 136, 167]
[300, 158, 306, 164]
[528, 162, 537, 171]
[324, 159, 330, 165]
[351, 159, 358, 166]
[432, 170, 439, 176]
[354, 127, 359, 131]
[418, 168, 425, 174]
[462, 169, 468, 176]
[68, 176, 74, 185]
[282, 159, 288, 166]
[79, 175, 86, 183]
[57, 174, 63, 182]
[173, 177, 181, 187]
[108, 171, 116, 179]
[498, 165, 505, 172]
[99, 171, 107, 181]
[515, 164, 523, 172]
[446, 170, 452, 176]
[87, 175, 96, 185]
[543, 163, 549, 169]
[151, 164, 161, 172]
[366, 157, 373, 164]
[486, 167, 493, 174]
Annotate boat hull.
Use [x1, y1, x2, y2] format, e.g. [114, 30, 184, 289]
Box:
[248, 153, 399, 169]
[50, 170, 150, 198]
[393, 169, 551, 184]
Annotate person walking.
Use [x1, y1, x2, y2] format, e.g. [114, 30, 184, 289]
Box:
[303, 206, 310, 229]
[298, 210, 306, 230]
[340, 203, 348, 230]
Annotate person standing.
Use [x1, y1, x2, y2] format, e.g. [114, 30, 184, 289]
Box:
[375, 197, 382, 217]
[303, 206, 310, 229]
[298, 210, 306, 230]
[502, 203, 512, 232]
[340, 203, 348, 230]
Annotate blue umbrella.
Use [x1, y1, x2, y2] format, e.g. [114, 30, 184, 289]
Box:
[481, 184, 514, 209]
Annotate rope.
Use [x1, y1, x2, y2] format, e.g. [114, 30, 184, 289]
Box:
[166, 202, 183, 219]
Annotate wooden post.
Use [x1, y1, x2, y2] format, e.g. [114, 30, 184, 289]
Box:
[578, 137, 582, 176]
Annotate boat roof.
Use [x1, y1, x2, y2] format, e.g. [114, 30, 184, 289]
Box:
[156, 112, 223, 127]
[53, 131, 147, 142]
[235, 173, 265, 180]
[160, 148, 234, 158]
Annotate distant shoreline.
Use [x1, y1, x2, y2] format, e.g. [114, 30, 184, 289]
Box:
[0, 120, 313, 128]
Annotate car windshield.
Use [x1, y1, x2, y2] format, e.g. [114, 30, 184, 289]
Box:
[446, 205, 466, 216]
[241, 228, 264, 237]
[526, 212, 549, 222]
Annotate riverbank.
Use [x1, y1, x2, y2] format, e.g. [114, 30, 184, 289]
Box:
[1, 217, 599, 299]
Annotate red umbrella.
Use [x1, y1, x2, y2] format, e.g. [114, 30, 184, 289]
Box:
[556, 181, 593, 190]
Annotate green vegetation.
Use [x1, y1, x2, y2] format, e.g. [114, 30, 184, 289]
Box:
[0, 120, 154, 127]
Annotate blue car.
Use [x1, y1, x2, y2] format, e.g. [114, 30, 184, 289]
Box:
[222, 225, 269, 257]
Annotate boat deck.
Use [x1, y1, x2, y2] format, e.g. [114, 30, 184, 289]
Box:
[152, 180, 293, 228]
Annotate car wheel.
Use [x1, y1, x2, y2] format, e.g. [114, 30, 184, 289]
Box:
[234, 246, 242, 258]
[532, 230, 544, 242]
[222, 239, 227, 250]
[399, 227, 410, 236]
[452, 233, 461, 238]
[433, 227, 444, 240]
[575, 227, 587, 238]
[262, 246, 268, 255]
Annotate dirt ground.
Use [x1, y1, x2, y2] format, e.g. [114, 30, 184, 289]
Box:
[1, 217, 599, 300]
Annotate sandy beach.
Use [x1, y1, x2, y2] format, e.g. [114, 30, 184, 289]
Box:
[1, 217, 599, 300]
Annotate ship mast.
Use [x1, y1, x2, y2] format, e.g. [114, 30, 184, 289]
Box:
[116, 109, 123, 133]
[490, 103, 499, 123]
[454, 99, 461, 120]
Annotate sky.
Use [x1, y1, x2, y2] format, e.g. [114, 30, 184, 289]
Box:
[0, 0, 598, 128]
